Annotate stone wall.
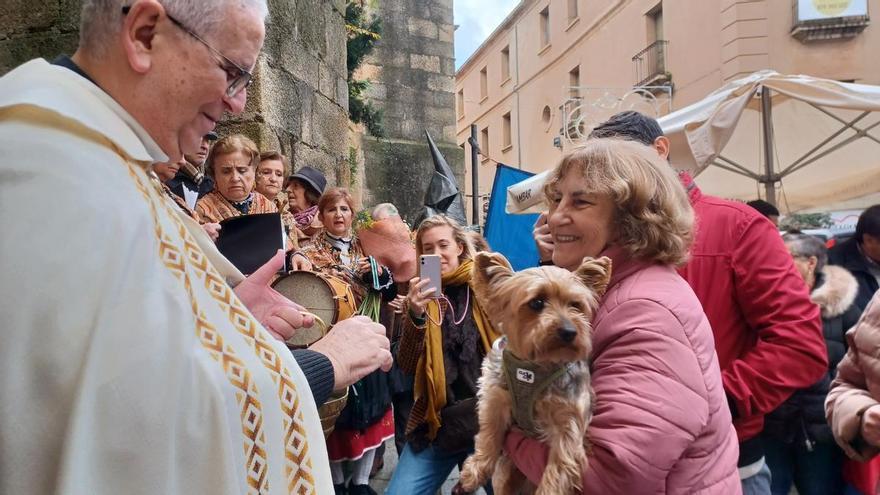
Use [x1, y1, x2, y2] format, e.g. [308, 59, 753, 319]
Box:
[0, 1, 81, 74]
[357, 0, 463, 224]
[0, 0, 350, 187]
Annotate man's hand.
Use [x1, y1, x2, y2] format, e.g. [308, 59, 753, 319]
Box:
[862, 405, 880, 447]
[203, 222, 221, 242]
[309, 315, 393, 391]
[289, 252, 312, 271]
[533, 213, 554, 263]
[234, 250, 315, 341]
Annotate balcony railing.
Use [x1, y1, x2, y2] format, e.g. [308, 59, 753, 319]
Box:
[632, 40, 670, 88]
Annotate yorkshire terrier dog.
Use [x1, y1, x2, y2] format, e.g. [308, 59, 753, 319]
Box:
[458, 252, 612, 495]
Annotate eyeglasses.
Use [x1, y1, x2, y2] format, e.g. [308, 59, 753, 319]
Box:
[122, 6, 253, 97]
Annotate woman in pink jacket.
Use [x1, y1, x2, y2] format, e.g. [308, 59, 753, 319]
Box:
[504, 138, 740, 493]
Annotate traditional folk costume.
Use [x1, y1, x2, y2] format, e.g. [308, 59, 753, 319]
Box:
[0, 59, 332, 494]
[299, 232, 396, 489]
[197, 189, 298, 252]
[195, 189, 278, 224]
[271, 191, 304, 253]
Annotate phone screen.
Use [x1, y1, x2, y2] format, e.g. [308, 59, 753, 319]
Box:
[419, 255, 442, 298]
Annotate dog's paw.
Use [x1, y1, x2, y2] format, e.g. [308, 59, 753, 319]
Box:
[459, 456, 489, 492]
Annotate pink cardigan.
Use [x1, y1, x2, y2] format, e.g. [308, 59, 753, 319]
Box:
[504, 248, 740, 493]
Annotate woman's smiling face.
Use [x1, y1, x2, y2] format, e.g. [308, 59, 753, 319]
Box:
[546, 171, 616, 271]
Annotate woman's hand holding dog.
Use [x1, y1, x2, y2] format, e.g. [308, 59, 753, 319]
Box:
[405, 277, 435, 318]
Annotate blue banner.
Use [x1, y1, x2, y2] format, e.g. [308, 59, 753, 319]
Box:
[483, 164, 540, 271]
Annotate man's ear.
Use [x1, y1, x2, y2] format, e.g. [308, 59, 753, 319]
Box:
[653, 136, 670, 160]
[120, 0, 165, 74]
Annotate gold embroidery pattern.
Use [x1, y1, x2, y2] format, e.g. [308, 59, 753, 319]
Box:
[150, 169, 317, 492]
[171, 220, 317, 492]
[127, 163, 270, 494]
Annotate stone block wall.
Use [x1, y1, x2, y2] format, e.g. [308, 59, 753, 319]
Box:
[357, 0, 464, 224]
[0, 0, 81, 74]
[0, 0, 350, 188]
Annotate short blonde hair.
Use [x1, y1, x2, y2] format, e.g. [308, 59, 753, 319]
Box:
[206, 134, 260, 177]
[543, 138, 693, 265]
[415, 215, 474, 263]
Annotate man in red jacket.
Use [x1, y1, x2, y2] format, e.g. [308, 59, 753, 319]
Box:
[532, 111, 826, 493]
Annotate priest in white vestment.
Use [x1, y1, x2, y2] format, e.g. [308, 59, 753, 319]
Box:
[0, 1, 392, 493]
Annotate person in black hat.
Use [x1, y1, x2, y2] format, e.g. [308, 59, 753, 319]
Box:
[285, 165, 327, 249]
[167, 131, 217, 209]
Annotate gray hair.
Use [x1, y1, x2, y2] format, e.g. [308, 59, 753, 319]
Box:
[371, 203, 400, 221]
[79, 0, 269, 57]
[782, 232, 827, 272]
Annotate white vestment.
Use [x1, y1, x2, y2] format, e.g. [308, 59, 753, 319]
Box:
[0, 59, 332, 494]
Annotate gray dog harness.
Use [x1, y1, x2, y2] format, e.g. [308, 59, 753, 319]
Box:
[502, 349, 570, 437]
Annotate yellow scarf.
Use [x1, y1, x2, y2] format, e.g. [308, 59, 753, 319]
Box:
[414, 259, 500, 440]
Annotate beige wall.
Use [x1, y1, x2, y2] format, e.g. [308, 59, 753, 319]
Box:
[455, 0, 880, 223]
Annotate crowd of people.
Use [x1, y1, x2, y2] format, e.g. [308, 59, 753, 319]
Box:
[118, 111, 880, 495]
[3, 1, 880, 495]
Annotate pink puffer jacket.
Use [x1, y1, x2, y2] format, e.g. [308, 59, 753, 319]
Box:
[505, 247, 740, 493]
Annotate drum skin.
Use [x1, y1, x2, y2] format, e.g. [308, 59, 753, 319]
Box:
[271, 271, 357, 348]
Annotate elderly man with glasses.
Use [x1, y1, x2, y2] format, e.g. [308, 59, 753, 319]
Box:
[0, 1, 393, 494]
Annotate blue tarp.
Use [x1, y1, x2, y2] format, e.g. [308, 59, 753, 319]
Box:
[483, 164, 540, 271]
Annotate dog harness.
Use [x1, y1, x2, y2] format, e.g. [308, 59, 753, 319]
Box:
[502, 349, 570, 437]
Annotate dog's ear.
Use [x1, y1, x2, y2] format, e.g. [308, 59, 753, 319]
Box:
[574, 256, 612, 297]
[472, 251, 514, 302]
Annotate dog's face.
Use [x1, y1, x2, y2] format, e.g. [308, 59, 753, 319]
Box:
[472, 252, 612, 364]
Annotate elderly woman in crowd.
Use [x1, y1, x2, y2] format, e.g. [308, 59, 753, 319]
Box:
[286, 165, 327, 247]
[501, 138, 739, 493]
[257, 151, 300, 250]
[763, 233, 861, 495]
[195, 134, 278, 224]
[385, 215, 501, 494]
[293, 188, 397, 494]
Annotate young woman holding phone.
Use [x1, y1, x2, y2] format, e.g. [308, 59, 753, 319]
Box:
[387, 215, 500, 494]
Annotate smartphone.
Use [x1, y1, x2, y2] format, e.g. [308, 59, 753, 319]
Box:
[419, 255, 442, 298]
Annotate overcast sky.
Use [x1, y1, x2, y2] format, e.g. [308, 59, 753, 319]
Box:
[454, 0, 520, 70]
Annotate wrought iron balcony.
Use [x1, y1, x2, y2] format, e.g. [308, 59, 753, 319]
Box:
[632, 40, 670, 88]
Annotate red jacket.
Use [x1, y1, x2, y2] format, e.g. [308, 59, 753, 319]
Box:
[677, 174, 826, 444]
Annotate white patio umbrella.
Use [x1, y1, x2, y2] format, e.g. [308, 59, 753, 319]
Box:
[661, 70, 880, 212]
[506, 70, 880, 214]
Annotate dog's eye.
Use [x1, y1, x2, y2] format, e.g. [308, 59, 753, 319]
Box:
[528, 298, 545, 311]
[569, 301, 585, 312]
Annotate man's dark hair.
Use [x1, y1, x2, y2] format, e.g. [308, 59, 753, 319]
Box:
[856, 204, 880, 243]
[589, 111, 664, 146]
[746, 199, 780, 219]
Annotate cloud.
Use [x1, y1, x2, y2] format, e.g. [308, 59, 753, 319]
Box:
[454, 0, 520, 70]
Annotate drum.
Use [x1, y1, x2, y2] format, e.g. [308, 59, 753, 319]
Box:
[272, 271, 357, 348]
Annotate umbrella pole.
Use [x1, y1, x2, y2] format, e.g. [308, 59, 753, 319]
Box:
[470, 123, 481, 229]
[761, 88, 777, 206]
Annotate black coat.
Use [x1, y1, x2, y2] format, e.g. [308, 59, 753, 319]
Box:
[829, 237, 880, 314]
[763, 266, 862, 446]
[166, 171, 214, 202]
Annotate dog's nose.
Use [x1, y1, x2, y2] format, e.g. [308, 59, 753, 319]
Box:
[557, 320, 578, 342]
